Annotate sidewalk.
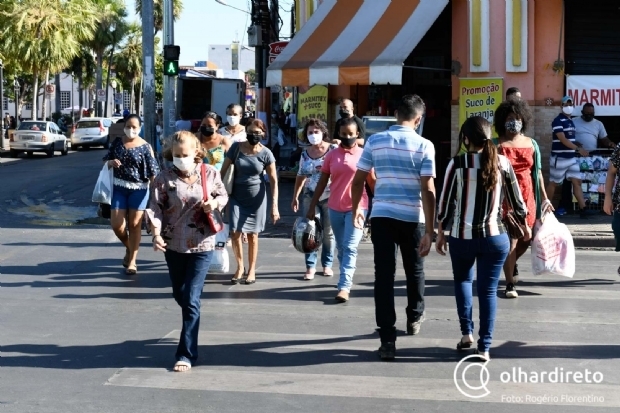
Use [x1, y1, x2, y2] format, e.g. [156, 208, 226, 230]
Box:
[558, 211, 615, 249]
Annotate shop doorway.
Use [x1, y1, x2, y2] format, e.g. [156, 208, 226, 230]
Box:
[565, 0, 620, 143]
[399, 3, 453, 184]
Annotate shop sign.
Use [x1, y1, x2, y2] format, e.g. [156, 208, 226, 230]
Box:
[269, 41, 289, 65]
[297, 85, 328, 130]
[458, 78, 503, 128]
[567, 75, 620, 116]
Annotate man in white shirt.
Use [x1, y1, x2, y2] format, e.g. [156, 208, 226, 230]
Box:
[573, 103, 615, 151]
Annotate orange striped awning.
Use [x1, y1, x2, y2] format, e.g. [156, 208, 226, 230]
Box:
[266, 0, 449, 87]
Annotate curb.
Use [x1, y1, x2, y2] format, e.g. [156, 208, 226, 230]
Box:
[571, 233, 615, 249]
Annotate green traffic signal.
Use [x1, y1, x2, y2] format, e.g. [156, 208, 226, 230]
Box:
[164, 60, 179, 76]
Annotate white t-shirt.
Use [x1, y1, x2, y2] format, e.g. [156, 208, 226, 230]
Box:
[218, 126, 247, 143]
[573, 117, 607, 151]
[175, 120, 192, 132]
[288, 113, 297, 128]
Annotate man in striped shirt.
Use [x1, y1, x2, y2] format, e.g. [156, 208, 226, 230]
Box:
[546, 96, 589, 218]
[351, 94, 436, 361]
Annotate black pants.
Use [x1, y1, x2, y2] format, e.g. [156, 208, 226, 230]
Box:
[371, 217, 425, 343]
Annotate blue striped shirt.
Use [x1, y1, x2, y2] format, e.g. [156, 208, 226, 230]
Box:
[357, 125, 436, 223]
[551, 114, 576, 158]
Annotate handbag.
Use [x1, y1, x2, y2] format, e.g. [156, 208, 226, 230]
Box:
[499, 165, 525, 239]
[201, 164, 225, 233]
[222, 144, 240, 195]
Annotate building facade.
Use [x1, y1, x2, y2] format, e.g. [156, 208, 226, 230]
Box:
[270, 0, 620, 180]
[208, 43, 255, 73]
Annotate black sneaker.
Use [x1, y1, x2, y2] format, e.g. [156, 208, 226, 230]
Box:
[580, 208, 588, 219]
[378, 342, 396, 361]
[406, 312, 425, 335]
[505, 283, 518, 298]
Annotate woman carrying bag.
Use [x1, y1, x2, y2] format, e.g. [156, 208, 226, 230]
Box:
[436, 117, 528, 361]
[147, 131, 228, 372]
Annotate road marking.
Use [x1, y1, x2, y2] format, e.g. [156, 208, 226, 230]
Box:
[106, 367, 617, 406]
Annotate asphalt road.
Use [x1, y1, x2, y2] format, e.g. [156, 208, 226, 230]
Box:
[1, 149, 620, 412]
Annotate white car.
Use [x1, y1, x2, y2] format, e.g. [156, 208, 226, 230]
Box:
[9, 121, 68, 157]
[362, 115, 425, 142]
[71, 117, 113, 150]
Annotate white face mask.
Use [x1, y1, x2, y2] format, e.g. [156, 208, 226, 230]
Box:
[173, 156, 196, 172]
[227, 115, 240, 126]
[307, 132, 323, 145]
[562, 106, 574, 115]
[124, 127, 140, 139]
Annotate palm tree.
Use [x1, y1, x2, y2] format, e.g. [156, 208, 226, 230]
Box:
[115, 24, 143, 114]
[0, 0, 99, 120]
[103, 18, 129, 116]
[69, 46, 97, 115]
[87, 0, 127, 116]
[135, 0, 184, 35]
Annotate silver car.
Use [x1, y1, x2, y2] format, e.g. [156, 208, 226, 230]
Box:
[71, 117, 113, 150]
[9, 121, 69, 158]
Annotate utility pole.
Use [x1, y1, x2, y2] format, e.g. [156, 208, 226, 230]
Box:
[141, 0, 157, 150]
[162, 0, 176, 140]
[0, 59, 4, 121]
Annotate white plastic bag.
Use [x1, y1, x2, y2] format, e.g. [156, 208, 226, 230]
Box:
[531, 213, 575, 277]
[208, 224, 230, 274]
[92, 164, 114, 204]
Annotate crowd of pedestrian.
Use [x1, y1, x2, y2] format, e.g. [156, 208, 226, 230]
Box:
[97, 86, 619, 371]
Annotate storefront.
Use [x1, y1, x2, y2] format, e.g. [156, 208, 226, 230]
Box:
[271, 0, 619, 183]
[267, 0, 451, 175]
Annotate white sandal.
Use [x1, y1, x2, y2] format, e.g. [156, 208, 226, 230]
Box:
[173, 360, 192, 372]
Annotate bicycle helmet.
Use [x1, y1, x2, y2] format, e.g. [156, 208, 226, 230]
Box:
[291, 217, 323, 253]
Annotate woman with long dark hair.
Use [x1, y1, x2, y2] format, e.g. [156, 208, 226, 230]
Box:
[436, 116, 528, 361]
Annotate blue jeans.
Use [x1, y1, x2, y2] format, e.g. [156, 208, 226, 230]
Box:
[449, 234, 510, 352]
[164, 249, 214, 364]
[612, 211, 620, 252]
[329, 208, 366, 291]
[302, 192, 335, 269]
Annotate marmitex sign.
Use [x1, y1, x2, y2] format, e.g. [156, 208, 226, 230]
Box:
[269, 41, 289, 65]
[566, 75, 620, 116]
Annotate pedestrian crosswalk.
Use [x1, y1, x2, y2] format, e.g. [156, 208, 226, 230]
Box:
[105, 240, 620, 408]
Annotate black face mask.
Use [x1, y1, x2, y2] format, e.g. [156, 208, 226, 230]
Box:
[200, 126, 215, 136]
[340, 137, 357, 148]
[247, 133, 262, 146]
[582, 114, 594, 122]
[339, 110, 350, 119]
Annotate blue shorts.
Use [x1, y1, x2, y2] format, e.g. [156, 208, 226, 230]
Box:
[111, 185, 150, 211]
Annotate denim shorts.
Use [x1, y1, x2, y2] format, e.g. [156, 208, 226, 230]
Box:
[111, 185, 150, 211]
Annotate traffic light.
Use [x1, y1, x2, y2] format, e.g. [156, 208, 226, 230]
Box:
[163, 45, 180, 77]
[164, 60, 179, 76]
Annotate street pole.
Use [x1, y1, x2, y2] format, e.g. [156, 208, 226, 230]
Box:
[71, 73, 75, 125]
[162, 0, 176, 141]
[141, 0, 157, 150]
[14, 80, 19, 125]
[0, 60, 4, 121]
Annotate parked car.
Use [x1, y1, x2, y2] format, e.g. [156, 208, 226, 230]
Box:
[9, 121, 68, 157]
[71, 117, 113, 150]
[362, 115, 425, 142]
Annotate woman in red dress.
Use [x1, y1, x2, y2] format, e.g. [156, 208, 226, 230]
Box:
[494, 99, 553, 298]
